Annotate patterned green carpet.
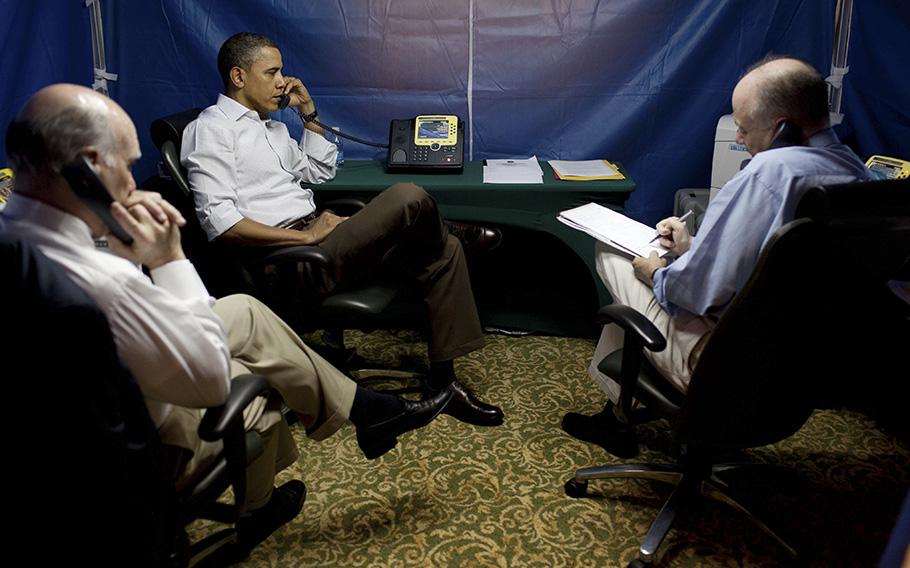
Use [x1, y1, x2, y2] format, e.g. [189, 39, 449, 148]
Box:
[190, 331, 909, 567]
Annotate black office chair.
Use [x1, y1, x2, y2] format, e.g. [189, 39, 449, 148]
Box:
[150, 110, 426, 386]
[563, 178, 910, 566]
[1, 234, 272, 567]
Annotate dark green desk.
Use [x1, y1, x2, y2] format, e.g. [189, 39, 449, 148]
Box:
[311, 160, 635, 336]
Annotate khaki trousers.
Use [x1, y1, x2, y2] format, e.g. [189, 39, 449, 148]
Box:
[588, 243, 715, 402]
[171, 294, 357, 509]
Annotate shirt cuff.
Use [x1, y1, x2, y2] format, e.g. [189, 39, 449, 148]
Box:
[651, 266, 673, 313]
[201, 206, 244, 241]
[300, 127, 338, 161]
[149, 259, 213, 303]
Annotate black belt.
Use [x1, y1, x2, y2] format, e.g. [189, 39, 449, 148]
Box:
[284, 212, 318, 231]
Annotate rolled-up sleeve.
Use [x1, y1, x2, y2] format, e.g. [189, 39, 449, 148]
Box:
[182, 120, 244, 240]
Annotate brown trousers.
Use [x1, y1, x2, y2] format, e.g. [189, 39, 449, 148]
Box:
[315, 182, 485, 362]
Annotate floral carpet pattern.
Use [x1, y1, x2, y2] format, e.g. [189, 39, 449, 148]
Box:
[190, 331, 909, 567]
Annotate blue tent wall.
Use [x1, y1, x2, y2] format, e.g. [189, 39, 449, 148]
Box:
[2, 1, 908, 225]
[0, 0, 92, 165]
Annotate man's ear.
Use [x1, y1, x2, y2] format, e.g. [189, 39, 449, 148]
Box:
[80, 147, 104, 169]
[230, 66, 245, 89]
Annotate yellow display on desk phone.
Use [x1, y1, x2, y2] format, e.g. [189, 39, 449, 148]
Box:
[865, 155, 910, 180]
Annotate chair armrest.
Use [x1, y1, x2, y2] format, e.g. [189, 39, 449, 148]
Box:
[239, 201, 364, 271]
[198, 374, 270, 442]
[322, 198, 366, 216]
[255, 245, 335, 270]
[597, 304, 667, 425]
[597, 304, 667, 352]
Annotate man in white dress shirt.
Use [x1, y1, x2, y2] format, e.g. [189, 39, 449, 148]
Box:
[2, 83, 451, 549]
[181, 32, 504, 427]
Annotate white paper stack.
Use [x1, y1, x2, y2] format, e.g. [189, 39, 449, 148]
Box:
[483, 156, 544, 184]
[558, 202, 669, 258]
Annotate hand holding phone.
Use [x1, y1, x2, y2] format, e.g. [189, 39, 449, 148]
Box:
[278, 75, 316, 114]
[61, 155, 133, 244]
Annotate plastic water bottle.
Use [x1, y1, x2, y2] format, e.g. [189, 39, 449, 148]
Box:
[331, 127, 344, 167]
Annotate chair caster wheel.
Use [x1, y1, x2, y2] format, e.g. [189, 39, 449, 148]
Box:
[564, 478, 588, 498]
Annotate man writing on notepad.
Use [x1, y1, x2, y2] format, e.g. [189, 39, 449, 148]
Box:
[562, 55, 872, 456]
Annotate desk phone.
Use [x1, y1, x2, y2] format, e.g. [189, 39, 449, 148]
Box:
[865, 155, 910, 180]
[387, 115, 464, 174]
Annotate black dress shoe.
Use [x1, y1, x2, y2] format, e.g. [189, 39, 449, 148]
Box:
[236, 479, 307, 552]
[356, 388, 453, 459]
[441, 380, 504, 427]
[561, 403, 638, 458]
[445, 221, 502, 253]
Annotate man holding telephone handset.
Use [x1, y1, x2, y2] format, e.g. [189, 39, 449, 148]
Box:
[1, 83, 463, 550]
[562, 55, 873, 455]
[182, 32, 504, 427]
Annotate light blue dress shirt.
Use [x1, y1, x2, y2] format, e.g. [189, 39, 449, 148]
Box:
[652, 128, 873, 319]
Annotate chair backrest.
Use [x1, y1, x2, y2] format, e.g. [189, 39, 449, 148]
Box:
[150, 108, 202, 197]
[150, 109, 258, 298]
[676, 178, 910, 453]
[1, 234, 174, 566]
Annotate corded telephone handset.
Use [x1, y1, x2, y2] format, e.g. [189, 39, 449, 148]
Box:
[767, 120, 803, 150]
[281, 95, 465, 174]
[61, 155, 133, 244]
[739, 120, 803, 170]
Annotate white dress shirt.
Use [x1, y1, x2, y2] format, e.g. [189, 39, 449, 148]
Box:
[182, 94, 338, 240]
[0, 194, 232, 430]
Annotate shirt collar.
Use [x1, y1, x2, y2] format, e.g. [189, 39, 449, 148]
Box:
[807, 127, 839, 148]
[216, 93, 266, 123]
[1, 193, 96, 247]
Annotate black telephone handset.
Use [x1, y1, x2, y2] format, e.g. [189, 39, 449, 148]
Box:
[768, 120, 803, 150]
[278, 94, 291, 110]
[740, 120, 804, 170]
[60, 155, 133, 244]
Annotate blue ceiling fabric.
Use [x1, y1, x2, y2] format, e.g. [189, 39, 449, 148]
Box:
[0, 0, 92, 167]
[1, 2, 906, 226]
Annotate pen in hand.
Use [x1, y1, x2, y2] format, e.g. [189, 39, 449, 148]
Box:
[649, 209, 694, 244]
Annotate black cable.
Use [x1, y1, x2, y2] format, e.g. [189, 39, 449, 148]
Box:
[303, 116, 389, 149]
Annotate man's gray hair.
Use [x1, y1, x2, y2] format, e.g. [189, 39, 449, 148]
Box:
[5, 99, 118, 174]
[743, 54, 830, 130]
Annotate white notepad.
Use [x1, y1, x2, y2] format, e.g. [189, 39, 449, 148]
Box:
[558, 202, 669, 258]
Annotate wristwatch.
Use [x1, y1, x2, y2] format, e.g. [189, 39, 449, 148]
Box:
[299, 107, 318, 122]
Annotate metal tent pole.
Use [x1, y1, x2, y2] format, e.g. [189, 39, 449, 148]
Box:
[86, 0, 117, 95]
[827, 0, 853, 126]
